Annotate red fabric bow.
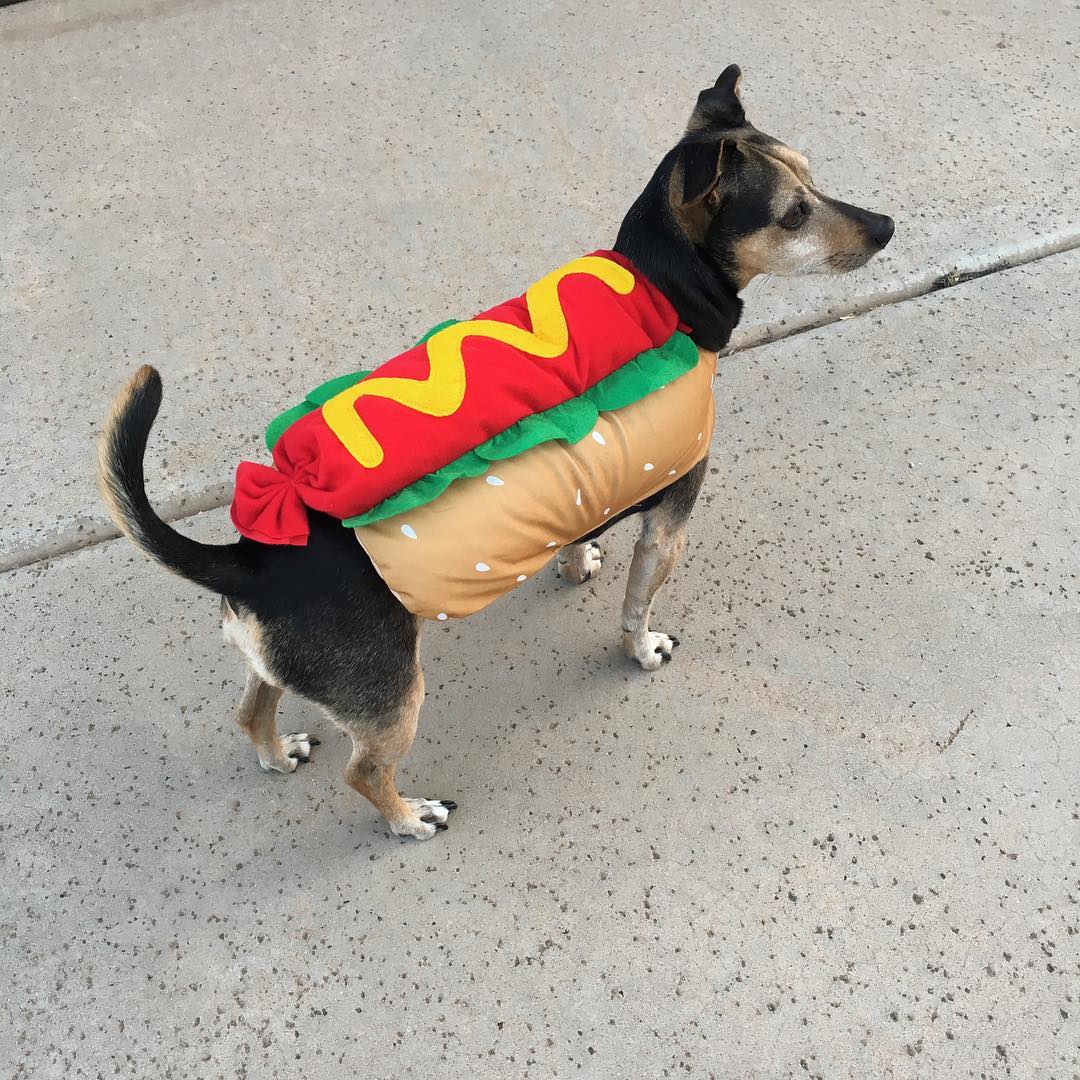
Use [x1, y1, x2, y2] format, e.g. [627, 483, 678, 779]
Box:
[230, 462, 310, 546]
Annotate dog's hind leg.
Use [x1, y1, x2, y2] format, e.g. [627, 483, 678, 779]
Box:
[224, 598, 316, 773]
[621, 458, 706, 671]
[234, 667, 316, 773]
[556, 539, 603, 584]
[340, 665, 456, 840]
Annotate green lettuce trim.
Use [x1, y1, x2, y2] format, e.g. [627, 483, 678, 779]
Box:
[342, 329, 699, 528]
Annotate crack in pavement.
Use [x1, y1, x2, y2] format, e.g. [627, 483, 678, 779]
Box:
[940, 709, 975, 752]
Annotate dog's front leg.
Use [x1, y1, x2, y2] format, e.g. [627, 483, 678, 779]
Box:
[620, 458, 705, 670]
[621, 515, 686, 670]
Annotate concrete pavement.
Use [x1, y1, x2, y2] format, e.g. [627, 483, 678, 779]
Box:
[4, 250, 1079, 1077]
[2, 2, 1079, 1078]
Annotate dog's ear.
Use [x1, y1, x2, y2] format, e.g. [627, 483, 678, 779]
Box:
[688, 64, 745, 132]
[679, 139, 740, 206]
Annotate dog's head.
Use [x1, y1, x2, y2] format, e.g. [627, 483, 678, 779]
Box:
[671, 64, 893, 288]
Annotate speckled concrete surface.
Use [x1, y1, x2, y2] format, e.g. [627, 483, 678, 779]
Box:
[2, 0, 1079, 562]
[3, 253, 1078, 1078]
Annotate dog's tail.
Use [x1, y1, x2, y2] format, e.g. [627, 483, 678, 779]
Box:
[97, 365, 258, 597]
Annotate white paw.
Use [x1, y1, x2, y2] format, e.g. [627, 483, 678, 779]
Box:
[628, 631, 680, 671]
[258, 732, 319, 773]
[556, 541, 602, 584]
[403, 797, 455, 823]
[391, 818, 439, 840]
[390, 798, 457, 840]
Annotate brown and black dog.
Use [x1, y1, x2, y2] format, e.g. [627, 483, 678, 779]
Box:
[99, 66, 893, 839]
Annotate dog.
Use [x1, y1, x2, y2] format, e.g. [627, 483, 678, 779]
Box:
[98, 65, 893, 839]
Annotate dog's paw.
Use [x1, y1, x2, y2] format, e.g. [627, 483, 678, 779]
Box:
[626, 631, 680, 671]
[404, 797, 457, 823]
[556, 541, 602, 585]
[258, 733, 320, 774]
[391, 797, 458, 840]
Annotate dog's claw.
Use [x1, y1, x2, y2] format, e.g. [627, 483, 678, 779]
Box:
[439, 800, 458, 811]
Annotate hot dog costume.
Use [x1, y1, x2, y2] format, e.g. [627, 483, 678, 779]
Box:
[231, 252, 716, 620]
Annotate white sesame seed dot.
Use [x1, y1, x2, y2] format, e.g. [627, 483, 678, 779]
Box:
[400, 524, 417, 539]
[516, 574, 527, 582]
[486, 475, 504, 486]
[546, 540, 558, 548]
[575, 488, 582, 506]
[603, 507, 611, 515]
[697, 432, 702, 441]
[643, 462, 654, 471]
[591, 430, 606, 446]
[668, 468, 677, 475]
[475, 562, 491, 572]
[437, 612, 448, 621]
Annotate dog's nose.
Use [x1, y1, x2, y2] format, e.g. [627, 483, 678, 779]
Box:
[870, 214, 895, 249]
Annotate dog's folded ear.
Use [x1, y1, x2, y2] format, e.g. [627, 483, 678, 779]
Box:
[688, 64, 746, 132]
[679, 139, 741, 206]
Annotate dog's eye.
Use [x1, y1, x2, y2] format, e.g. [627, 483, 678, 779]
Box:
[779, 202, 808, 230]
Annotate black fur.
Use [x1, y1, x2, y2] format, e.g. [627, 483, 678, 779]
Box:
[680, 140, 727, 205]
[99, 367, 257, 596]
[230, 517, 419, 724]
[613, 144, 743, 353]
[694, 64, 746, 128]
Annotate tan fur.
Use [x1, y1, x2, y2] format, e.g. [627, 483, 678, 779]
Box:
[96, 366, 153, 550]
[234, 670, 287, 766]
[669, 158, 713, 244]
[223, 603, 319, 773]
[557, 540, 602, 585]
[766, 142, 812, 184]
[343, 664, 433, 838]
[621, 502, 690, 671]
[222, 601, 279, 687]
[728, 145, 876, 287]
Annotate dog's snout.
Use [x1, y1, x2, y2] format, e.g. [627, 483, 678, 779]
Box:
[827, 199, 895, 252]
[869, 213, 894, 249]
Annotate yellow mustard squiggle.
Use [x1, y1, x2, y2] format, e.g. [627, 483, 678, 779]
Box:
[322, 255, 636, 467]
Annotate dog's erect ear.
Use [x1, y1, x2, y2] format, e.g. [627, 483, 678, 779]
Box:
[680, 139, 739, 206]
[688, 64, 745, 132]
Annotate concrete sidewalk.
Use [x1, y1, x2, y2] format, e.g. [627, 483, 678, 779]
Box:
[2, 2, 1079, 1079]
[4, 253, 1078, 1078]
